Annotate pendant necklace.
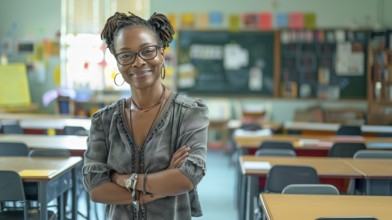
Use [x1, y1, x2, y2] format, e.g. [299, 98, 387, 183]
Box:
[131, 85, 166, 113]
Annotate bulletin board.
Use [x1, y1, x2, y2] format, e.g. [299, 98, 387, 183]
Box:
[176, 30, 276, 96]
[0, 63, 31, 107]
[280, 29, 369, 100]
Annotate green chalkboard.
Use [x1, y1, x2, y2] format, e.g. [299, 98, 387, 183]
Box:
[177, 30, 275, 96]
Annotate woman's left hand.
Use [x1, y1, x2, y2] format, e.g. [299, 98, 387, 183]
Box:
[168, 145, 190, 169]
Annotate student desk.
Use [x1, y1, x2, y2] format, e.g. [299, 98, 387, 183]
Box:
[284, 121, 392, 137]
[343, 159, 392, 195]
[260, 194, 392, 220]
[239, 156, 364, 220]
[0, 156, 82, 220]
[234, 134, 392, 156]
[0, 134, 87, 156]
[19, 118, 91, 134]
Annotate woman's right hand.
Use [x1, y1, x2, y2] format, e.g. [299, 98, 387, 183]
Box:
[168, 145, 190, 169]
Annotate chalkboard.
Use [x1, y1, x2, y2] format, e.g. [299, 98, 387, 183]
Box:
[177, 30, 275, 96]
[280, 29, 369, 100]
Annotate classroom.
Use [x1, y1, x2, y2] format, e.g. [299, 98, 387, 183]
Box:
[1, 0, 392, 220]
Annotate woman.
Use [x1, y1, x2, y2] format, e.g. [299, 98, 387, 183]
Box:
[82, 11, 209, 220]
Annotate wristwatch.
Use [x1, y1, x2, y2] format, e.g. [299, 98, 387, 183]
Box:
[125, 173, 138, 191]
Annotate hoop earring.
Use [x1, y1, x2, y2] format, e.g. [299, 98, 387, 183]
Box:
[161, 64, 166, 79]
[114, 73, 125, 86]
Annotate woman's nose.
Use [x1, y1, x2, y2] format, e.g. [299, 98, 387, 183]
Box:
[132, 55, 146, 67]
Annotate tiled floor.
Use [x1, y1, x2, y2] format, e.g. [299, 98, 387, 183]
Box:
[73, 150, 238, 220]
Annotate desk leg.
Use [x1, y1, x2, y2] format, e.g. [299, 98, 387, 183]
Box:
[240, 173, 247, 220]
[59, 193, 65, 220]
[246, 175, 257, 220]
[72, 168, 77, 220]
[38, 182, 48, 220]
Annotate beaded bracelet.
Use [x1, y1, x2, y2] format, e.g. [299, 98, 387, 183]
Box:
[142, 170, 149, 195]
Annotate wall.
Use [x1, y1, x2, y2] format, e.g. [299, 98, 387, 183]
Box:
[0, 0, 390, 122]
[150, 0, 391, 123]
[0, 0, 61, 113]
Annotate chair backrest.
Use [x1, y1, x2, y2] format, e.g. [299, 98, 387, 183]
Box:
[336, 125, 362, 136]
[315, 217, 378, 220]
[28, 149, 71, 157]
[0, 142, 29, 156]
[353, 150, 392, 159]
[0, 170, 26, 202]
[282, 184, 340, 195]
[255, 148, 296, 157]
[63, 126, 88, 136]
[265, 165, 319, 193]
[259, 141, 295, 151]
[328, 142, 367, 158]
[1, 123, 24, 134]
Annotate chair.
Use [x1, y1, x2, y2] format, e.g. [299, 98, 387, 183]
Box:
[258, 141, 295, 151]
[265, 165, 319, 193]
[250, 149, 297, 219]
[1, 123, 24, 134]
[255, 148, 296, 157]
[28, 149, 71, 157]
[282, 184, 340, 195]
[315, 217, 378, 220]
[328, 142, 367, 158]
[0, 170, 56, 220]
[63, 125, 88, 136]
[349, 150, 392, 195]
[336, 125, 362, 136]
[0, 142, 29, 156]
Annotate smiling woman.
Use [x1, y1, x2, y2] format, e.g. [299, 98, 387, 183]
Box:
[82, 11, 210, 220]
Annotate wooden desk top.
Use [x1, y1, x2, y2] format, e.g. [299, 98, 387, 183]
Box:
[284, 121, 392, 134]
[0, 134, 87, 152]
[260, 194, 392, 220]
[234, 134, 392, 149]
[240, 156, 363, 178]
[19, 118, 91, 130]
[0, 156, 82, 182]
[0, 113, 77, 120]
[343, 159, 392, 179]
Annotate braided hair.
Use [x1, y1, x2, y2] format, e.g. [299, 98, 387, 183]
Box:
[101, 12, 175, 54]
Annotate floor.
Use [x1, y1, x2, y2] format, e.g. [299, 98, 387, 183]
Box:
[72, 150, 239, 220]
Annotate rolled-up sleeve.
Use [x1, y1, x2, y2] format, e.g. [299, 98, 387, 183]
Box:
[178, 98, 209, 186]
[82, 111, 111, 192]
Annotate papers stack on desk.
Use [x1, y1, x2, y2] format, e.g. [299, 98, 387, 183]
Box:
[243, 161, 271, 170]
[233, 128, 272, 137]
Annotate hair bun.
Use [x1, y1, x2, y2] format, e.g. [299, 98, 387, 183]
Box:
[149, 13, 175, 48]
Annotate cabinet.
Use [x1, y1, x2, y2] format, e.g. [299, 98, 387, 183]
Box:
[367, 30, 392, 125]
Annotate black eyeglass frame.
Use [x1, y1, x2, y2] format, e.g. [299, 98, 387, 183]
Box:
[115, 45, 162, 65]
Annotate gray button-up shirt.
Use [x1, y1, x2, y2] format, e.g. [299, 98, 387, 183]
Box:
[82, 93, 209, 220]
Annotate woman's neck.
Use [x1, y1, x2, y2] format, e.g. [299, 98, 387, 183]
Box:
[131, 84, 165, 112]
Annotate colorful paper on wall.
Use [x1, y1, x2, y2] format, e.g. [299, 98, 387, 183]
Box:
[167, 13, 177, 30]
[0, 63, 31, 107]
[209, 11, 223, 28]
[289, 12, 304, 29]
[242, 13, 258, 29]
[258, 12, 273, 30]
[198, 12, 209, 29]
[229, 14, 241, 31]
[275, 13, 288, 28]
[181, 13, 196, 28]
[304, 12, 316, 29]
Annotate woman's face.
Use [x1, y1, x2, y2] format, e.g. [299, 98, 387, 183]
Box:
[113, 26, 164, 89]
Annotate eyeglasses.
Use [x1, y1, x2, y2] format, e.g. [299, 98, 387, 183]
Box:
[115, 45, 161, 65]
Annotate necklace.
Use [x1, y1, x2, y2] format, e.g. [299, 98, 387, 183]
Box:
[131, 85, 166, 113]
[129, 89, 165, 148]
